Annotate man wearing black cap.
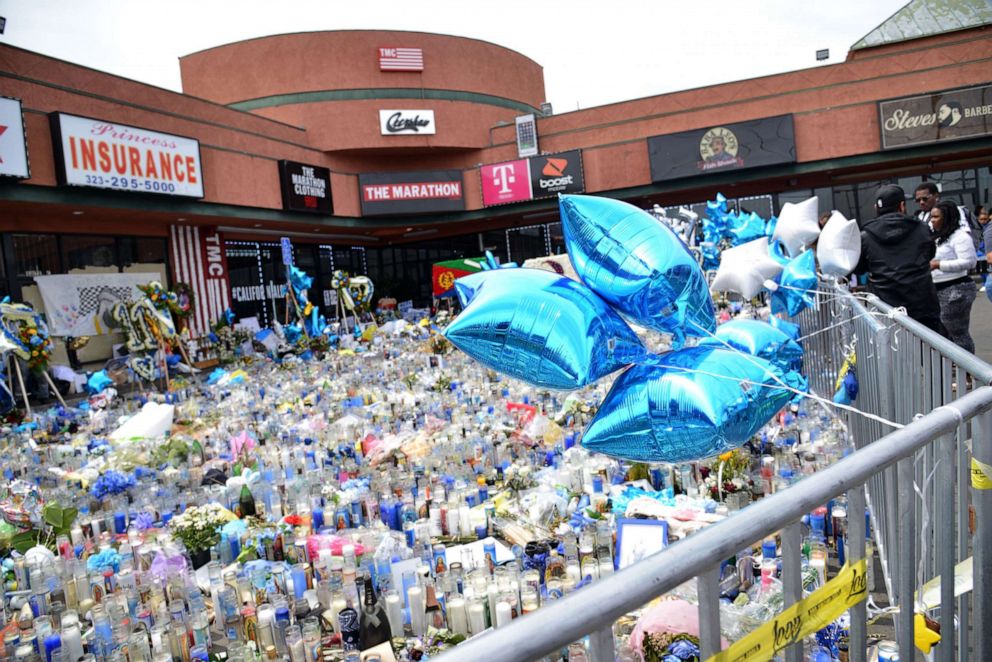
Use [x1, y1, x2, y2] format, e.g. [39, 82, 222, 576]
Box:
[855, 184, 943, 333]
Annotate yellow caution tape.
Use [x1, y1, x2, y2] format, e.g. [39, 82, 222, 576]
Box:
[971, 456, 992, 490]
[708, 559, 868, 662]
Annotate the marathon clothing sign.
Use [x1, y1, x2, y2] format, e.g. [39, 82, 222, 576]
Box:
[481, 150, 585, 207]
[278, 160, 332, 214]
[359, 170, 464, 216]
[879, 83, 992, 150]
[50, 112, 204, 197]
[647, 115, 796, 182]
[0, 97, 30, 179]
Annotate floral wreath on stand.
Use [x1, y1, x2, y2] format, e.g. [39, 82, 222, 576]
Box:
[171, 283, 195, 319]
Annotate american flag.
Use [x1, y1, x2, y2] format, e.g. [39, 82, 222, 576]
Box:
[378, 47, 424, 71]
[169, 224, 231, 337]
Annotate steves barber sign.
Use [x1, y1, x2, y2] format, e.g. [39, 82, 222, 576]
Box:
[879, 83, 992, 150]
[278, 160, 332, 214]
[50, 112, 204, 197]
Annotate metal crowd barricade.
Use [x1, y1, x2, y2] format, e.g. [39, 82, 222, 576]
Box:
[438, 283, 992, 662]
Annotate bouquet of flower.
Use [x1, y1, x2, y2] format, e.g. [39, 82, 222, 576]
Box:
[170, 503, 232, 552]
[90, 470, 136, 500]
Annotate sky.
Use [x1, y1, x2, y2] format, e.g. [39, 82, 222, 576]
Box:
[0, 0, 910, 112]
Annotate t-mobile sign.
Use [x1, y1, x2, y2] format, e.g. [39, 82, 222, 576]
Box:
[480, 159, 532, 206]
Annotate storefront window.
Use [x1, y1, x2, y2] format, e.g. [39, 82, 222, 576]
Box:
[13, 234, 60, 277]
[506, 225, 548, 262]
[116, 237, 168, 270]
[62, 235, 117, 270]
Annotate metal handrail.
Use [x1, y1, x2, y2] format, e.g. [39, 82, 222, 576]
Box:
[861, 291, 992, 385]
[438, 386, 992, 662]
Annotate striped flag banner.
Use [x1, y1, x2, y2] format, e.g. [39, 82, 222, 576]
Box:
[378, 47, 424, 71]
[169, 225, 231, 338]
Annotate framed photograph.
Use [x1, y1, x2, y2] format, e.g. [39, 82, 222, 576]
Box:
[615, 518, 669, 570]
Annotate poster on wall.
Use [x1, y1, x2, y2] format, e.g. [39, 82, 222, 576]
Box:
[278, 160, 333, 214]
[50, 112, 204, 197]
[359, 170, 464, 216]
[879, 83, 992, 150]
[34, 272, 163, 337]
[0, 97, 30, 179]
[647, 115, 796, 182]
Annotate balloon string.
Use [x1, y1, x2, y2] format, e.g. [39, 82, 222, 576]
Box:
[656, 363, 906, 431]
[674, 317, 906, 430]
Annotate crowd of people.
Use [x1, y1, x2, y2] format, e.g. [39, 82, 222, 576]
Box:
[853, 182, 989, 354]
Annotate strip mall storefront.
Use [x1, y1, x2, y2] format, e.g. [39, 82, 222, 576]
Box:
[0, 26, 991, 364]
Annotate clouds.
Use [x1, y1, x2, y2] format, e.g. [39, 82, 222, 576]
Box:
[2, 0, 907, 112]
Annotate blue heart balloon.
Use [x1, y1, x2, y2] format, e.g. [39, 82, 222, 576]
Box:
[445, 268, 646, 390]
[697, 319, 803, 373]
[581, 347, 798, 463]
[559, 194, 715, 346]
[770, 249, 817, 317]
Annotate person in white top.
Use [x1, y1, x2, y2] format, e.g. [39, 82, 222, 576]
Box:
[929, 201, 977, 353]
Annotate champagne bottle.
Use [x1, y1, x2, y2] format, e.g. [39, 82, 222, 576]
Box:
[359, 574, 391, 650]
[239, 483, 257, 518]
[338, 589, 361, 651]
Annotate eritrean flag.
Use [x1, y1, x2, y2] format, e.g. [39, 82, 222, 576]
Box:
[432, 258, 483, 297]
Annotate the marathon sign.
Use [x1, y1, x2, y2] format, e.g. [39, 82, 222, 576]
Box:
[481, 150, 585, 207]
[647, 115, 796, 182]
[879, 83, 992, 150]
[49, 112, 204, 197]
[0, 97, 30, 179]
[359, 169, 465, 216]
[278, 160, 332, 214]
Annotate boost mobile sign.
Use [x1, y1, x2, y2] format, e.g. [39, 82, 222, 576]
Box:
[879, 83, 992, 150]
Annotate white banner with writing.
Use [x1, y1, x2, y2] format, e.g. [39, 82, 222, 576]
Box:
[34, 273, 162, 336]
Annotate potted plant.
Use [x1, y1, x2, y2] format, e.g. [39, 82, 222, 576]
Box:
[169, 503, 232, 568]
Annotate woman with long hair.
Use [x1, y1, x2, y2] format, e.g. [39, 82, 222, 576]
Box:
[929, 200, 977, 352]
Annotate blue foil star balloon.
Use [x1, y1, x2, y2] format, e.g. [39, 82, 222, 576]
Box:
[728, 211, 767, 246]
[769, 249, 817, 317]
[581, 347, 798, 463]
[559, 194, 715, 346]
[444, 268, 646, 390]
[769, 315, 801, 342]
[697, 319, 803, 373]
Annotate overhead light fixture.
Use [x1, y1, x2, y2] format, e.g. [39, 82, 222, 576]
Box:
[176, 217, 187, 222]
[216, 226, 380, 242]
[403, 228, 438, 238]
[406, 227, 413, 232]
[72, 211, 84, 216]
[253, 224, 262, 228]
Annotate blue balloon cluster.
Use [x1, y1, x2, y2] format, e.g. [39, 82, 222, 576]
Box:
[445, 269, 646, 390]
[582, 348, 800, 463]
[443, 194, 808, 463]
[559, 194, 715, 345]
